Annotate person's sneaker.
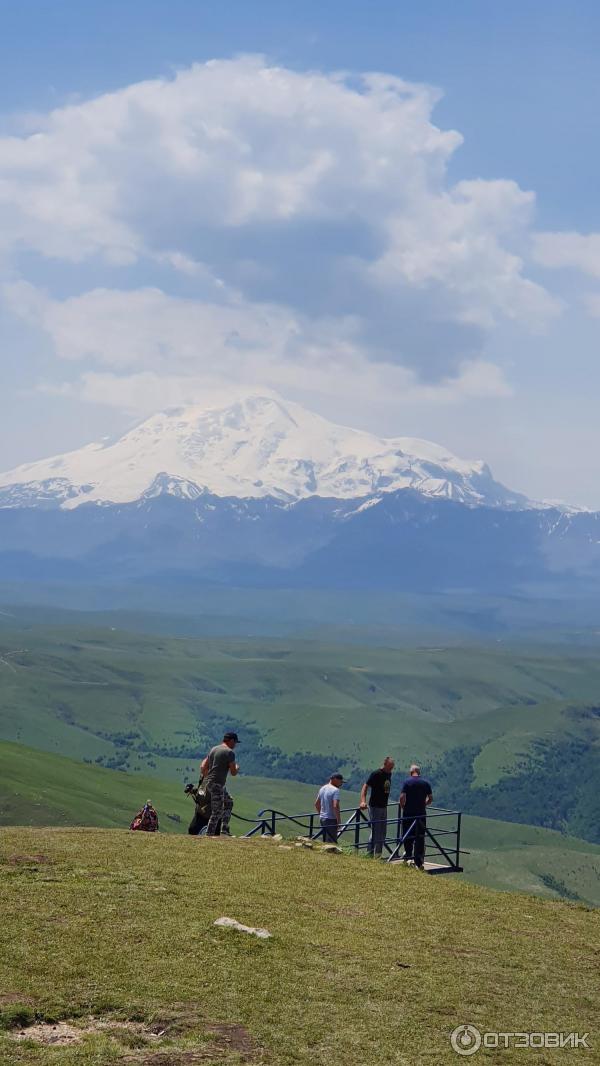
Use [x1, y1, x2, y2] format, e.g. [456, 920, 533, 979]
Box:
[220, 829, 232, 837]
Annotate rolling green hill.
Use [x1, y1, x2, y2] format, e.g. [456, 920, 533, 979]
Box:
[1, 618, 599, 841]
[0, 826, 598, 1065]
[0, 739, 289, 833]
[2, 742, 599, 907]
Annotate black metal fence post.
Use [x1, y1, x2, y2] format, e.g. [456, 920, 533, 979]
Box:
[455, 812, 462, 870]
[354, 811, 361, 851]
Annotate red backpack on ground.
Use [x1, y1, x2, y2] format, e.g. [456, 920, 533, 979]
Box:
[130, 803, 159, 832]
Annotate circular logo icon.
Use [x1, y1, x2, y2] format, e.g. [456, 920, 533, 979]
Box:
[450, 1024, 482, 1056]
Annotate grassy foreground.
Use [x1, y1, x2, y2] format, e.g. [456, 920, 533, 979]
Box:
[0, 828, 598, 1065]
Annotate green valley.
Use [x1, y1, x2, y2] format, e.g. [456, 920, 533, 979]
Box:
[1, 615, 599, 841]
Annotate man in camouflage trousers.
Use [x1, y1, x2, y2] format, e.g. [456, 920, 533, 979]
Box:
[200, 730, 240, 836]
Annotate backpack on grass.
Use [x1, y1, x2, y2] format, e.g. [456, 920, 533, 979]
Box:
[130, 802, 159, 832]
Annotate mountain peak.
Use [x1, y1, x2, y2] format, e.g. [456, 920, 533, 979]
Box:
[0, 392, 529, 510]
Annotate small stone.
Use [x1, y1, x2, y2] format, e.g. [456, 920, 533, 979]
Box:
[320, 844, 342, 854]
[214, 916, 272, 939]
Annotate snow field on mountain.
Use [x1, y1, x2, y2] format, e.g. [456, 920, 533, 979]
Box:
[0, 394, 527, 510]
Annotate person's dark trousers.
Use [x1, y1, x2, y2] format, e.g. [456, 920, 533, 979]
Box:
[320, 817, 338, 843]
[401, 814, 426, 866]
[367, 805, 388, 856]
[206, 782, 234, 835]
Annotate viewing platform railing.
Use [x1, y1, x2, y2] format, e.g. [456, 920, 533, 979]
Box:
[232, 804, 463, 874]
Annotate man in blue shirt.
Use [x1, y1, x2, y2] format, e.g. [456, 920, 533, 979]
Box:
[315, 773, 343, 842]
[399, 764, 433, 869]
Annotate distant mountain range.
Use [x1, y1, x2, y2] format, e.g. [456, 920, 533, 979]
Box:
[0, 393, 598, 592]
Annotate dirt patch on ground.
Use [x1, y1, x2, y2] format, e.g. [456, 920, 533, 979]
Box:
[0, 993, 34, 1006]
[206, 1022, 257, 1059]
[11, 1018, 163, 1047]
[128, 1055, 218, 1065]
[124, 1021, 259, 1063]
[146, 1005, 204, 1037]
[12, 1021, 85, 1046]
[131, 1041, 258, 1065]
[11, 1014, 259, 1061]
[7, 853, 51, 865]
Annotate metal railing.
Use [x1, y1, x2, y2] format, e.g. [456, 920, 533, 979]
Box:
[233, 804, 463, 873]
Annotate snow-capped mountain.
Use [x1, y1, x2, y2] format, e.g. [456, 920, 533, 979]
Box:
[1, 392, 600, 596]
[0, 394, 528, 510]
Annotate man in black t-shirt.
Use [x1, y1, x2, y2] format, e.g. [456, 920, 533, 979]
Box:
[399, 764, 433, 869]
[360, 756, 395, 857]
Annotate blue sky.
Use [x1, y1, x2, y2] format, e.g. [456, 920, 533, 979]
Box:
[1, 1, 599, 505]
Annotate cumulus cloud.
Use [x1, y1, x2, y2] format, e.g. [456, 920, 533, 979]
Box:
[533, 231, 600, 279]
[533, 231, 600, 320]
[34, 358, 512, 423]
[4, 280, 364, 376]
[7, 278, 513, 412]
[583, 293, 600, 317]
[5, 282, 298, 368]
[0, 55, 561, 417]
[0, 59, 461, 261]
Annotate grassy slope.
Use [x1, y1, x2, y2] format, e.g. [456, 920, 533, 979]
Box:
[2, 742, 600, 907]
[0, 827, 598, 1065]
[0, 740, 318, 834]
[462, 815, 600, 907]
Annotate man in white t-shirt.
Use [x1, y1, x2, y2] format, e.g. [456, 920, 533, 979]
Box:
[315, 773, 343, 842]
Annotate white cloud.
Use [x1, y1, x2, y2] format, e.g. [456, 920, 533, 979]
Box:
[32, 355, 512, 427]
[4, 280, 363, 374]
[0, 56, 559, 390]
[0, 58, 461, 264]
[372, 178, 559, 329]
[8, 279, 512, 414]
[583, 293, 600, 317]
[533, 231, 600, 321]
[533, 231, 600, 279]
[5, 282, 297, 368]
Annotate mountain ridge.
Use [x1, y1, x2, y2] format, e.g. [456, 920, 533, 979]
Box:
[1, 483, 599, 593]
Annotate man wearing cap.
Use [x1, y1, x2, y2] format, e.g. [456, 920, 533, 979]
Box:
[200, 731, 240, 837]
[315, 772, 343, 843]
